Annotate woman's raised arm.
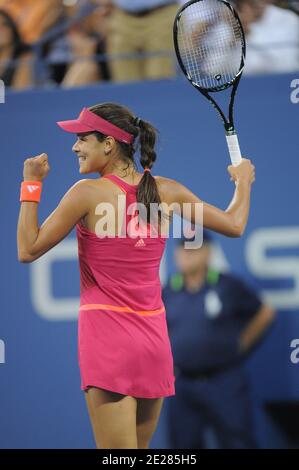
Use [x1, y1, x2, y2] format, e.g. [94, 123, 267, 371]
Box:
[17, 153, 91, 263]
[157, 158, 255, 238]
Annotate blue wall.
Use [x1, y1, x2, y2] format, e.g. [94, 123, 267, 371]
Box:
[1, 74, 299, 448]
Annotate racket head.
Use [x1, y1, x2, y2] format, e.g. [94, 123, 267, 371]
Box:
[174, 0, 246, 93]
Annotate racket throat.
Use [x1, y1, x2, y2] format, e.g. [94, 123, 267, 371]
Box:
[224, 123, 235, 133]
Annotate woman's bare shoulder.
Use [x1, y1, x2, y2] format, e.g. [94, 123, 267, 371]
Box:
[155, 175, 202, 205]
[154, 175, 186, 204]
[155, 174, 186, 193]
[63, 178, 110, 200]
[154, 175, 179, 188]
[71, 177, 110, 190]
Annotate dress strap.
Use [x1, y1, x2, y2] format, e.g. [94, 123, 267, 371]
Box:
[101, 174, 138, 193]
[101, 174, 139, 236]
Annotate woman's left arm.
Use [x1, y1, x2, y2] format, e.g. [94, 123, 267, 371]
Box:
[17, 153, 90, 263]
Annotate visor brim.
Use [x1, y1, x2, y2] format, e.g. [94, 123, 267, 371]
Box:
[57, 120, 94, 134]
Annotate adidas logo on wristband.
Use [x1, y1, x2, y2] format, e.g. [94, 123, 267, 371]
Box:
[27, 185, 40, 193]
[20, 181, 42, 203]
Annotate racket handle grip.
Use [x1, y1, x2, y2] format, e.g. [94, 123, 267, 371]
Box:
[226, 132, 242, 166]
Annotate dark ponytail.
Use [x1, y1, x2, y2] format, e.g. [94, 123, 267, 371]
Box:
[87, 103, 161, 224]
[136, 119, 161, 223]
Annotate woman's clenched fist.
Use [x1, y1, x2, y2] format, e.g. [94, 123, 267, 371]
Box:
[23, 153, 50, 181]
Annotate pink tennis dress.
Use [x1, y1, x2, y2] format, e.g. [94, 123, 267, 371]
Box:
[76, 174, 176, 398]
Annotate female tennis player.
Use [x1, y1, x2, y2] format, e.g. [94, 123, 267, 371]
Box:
[17, 103, 255, 449]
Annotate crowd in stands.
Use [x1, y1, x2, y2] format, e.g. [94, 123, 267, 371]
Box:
[0, 0, 298, 90]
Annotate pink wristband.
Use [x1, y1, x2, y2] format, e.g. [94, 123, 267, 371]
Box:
[20, 181, 43, 203]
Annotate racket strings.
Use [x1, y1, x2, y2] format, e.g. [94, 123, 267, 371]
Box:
[177, 0, 244, 90]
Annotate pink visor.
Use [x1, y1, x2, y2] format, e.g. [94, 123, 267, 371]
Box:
[57, 107, 134, 144]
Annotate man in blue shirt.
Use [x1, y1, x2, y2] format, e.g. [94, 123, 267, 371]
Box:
[163, 230, 275, 449]
[107, 1, 178, 81]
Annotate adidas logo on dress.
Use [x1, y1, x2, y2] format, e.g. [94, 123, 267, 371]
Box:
[134, 238, 146, 247]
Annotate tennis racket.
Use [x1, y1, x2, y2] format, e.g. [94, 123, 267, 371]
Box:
[173, 0, 246, 166]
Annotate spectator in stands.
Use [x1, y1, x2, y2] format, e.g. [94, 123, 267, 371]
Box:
[61, 0, 111, 88]
[0, 9, 33, 89]
[278, 0, 299, 15]
[178, 0, 299, 74]
[107, 1, 179, 82]
[234, 0, 299, 74]
[0, 0, 64, 44]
